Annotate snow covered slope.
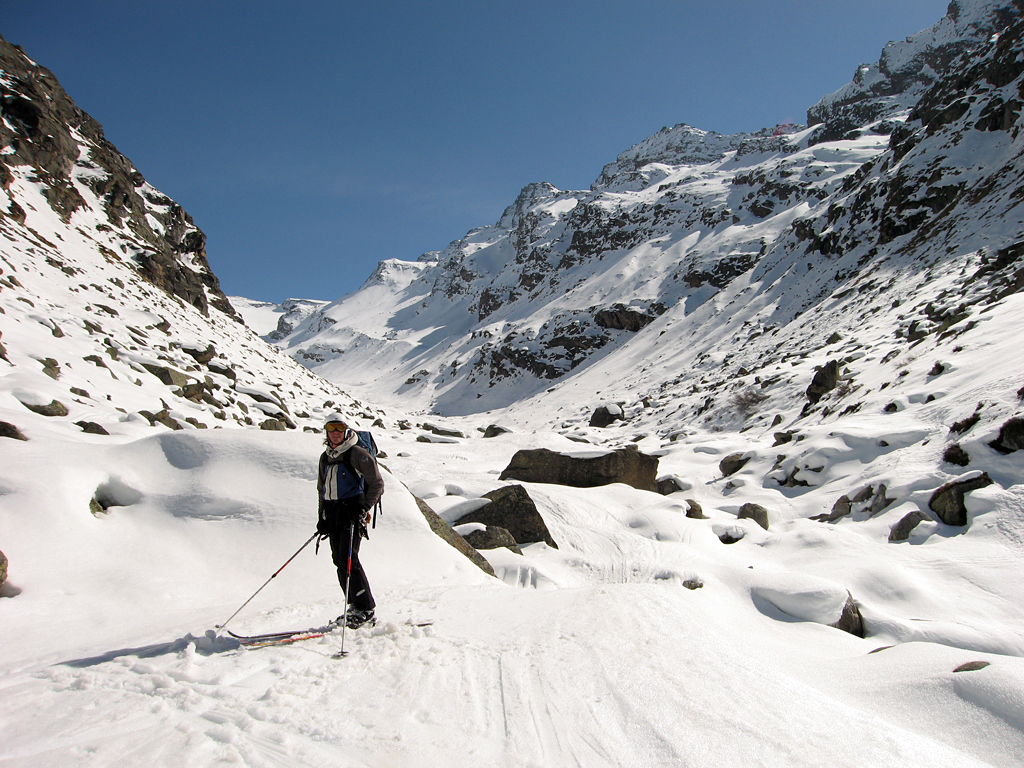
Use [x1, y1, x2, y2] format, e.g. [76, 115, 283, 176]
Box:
[3, 8, 1024, 768]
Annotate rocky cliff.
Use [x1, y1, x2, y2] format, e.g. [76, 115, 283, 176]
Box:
[0, 33, 235, 318]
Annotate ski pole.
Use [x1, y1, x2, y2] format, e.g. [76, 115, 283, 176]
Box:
[215, 532, 318, 631]
[338, 520, 356, 658]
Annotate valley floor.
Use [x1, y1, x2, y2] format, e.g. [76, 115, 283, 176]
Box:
[1, 426, 1023, 767]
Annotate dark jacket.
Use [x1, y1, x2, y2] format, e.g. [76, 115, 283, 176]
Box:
[317, 445, 384, 512]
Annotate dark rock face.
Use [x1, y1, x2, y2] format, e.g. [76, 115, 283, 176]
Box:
[830, 593, 865, 637]
[719, 453, 750, 477]
[593, 304, 657, 331]
[929, 472, 995, 526]
[499, 446, 659, 492]
[889, 510, 929, 542]
[0, 549, 7, 592]
[455, 485, 559, 549]
[0, 421, 27, 440]
[738, 503, 770, 530]
[989, 416, 1024, 453]
[413, 497, 496, 577]
[0, 34, 237, 319]
[805, 360, 841, 404]
[463, 525, 523, 555]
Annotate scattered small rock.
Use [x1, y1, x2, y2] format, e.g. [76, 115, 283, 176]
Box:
[260, 418, 288, 431]
[75, 421, 109, 435]
[684, 499, 706, 519]
[483, 424, 512, 438]
[40, 358, 61, 380]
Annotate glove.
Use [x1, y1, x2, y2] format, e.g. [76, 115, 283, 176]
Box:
[316, 517, 329, 536]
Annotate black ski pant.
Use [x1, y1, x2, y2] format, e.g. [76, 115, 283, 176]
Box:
[323, 499, 376, 612]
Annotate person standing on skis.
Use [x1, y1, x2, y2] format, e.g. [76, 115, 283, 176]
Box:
[316, 413, 383, 629]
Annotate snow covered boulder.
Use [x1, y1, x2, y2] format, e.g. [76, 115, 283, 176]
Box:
[589, 403, 625, 428]
[456, 485, 559, 549]
[929, 471, 995, 526]
[499, 445, 659, 492]
[751, 573, 864, 637]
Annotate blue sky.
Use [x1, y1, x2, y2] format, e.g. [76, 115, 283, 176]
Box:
[6, 1, 950, 303]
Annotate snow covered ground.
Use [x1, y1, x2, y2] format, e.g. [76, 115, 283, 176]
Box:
[2, 415, 1023, 767]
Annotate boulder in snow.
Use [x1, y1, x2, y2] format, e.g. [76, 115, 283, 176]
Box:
[889, 510, 929, 542]
[0, 421, 27, 441]
[0, 549, 7, 593]
[456, 485, 559, 549]
[752, 573, 864, 637]
[589, 403, 624, 428]
[719, 452, 750, 477]
[738, 503, 770, 530]
[929, 471, 994, 526]
[500, 445, 659, 492]
[20, 399, 68, 417]
[805, 359, 840, 404]
[989, 417, 1024, 454]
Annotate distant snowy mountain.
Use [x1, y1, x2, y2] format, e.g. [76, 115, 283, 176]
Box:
[229, 296, 329, 341]
[269, 0, 1024, 433]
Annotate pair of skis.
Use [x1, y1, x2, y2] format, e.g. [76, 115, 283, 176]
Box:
[226, 618, 343, 648]
[227, 618, 432, 651]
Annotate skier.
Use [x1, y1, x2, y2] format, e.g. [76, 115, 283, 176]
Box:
[316, 413, 383, 629]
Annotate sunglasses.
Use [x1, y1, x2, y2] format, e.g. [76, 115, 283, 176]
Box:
[325, 423, 347, 432]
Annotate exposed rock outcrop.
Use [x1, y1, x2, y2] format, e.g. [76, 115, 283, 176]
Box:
[0, 34, 237, 319]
